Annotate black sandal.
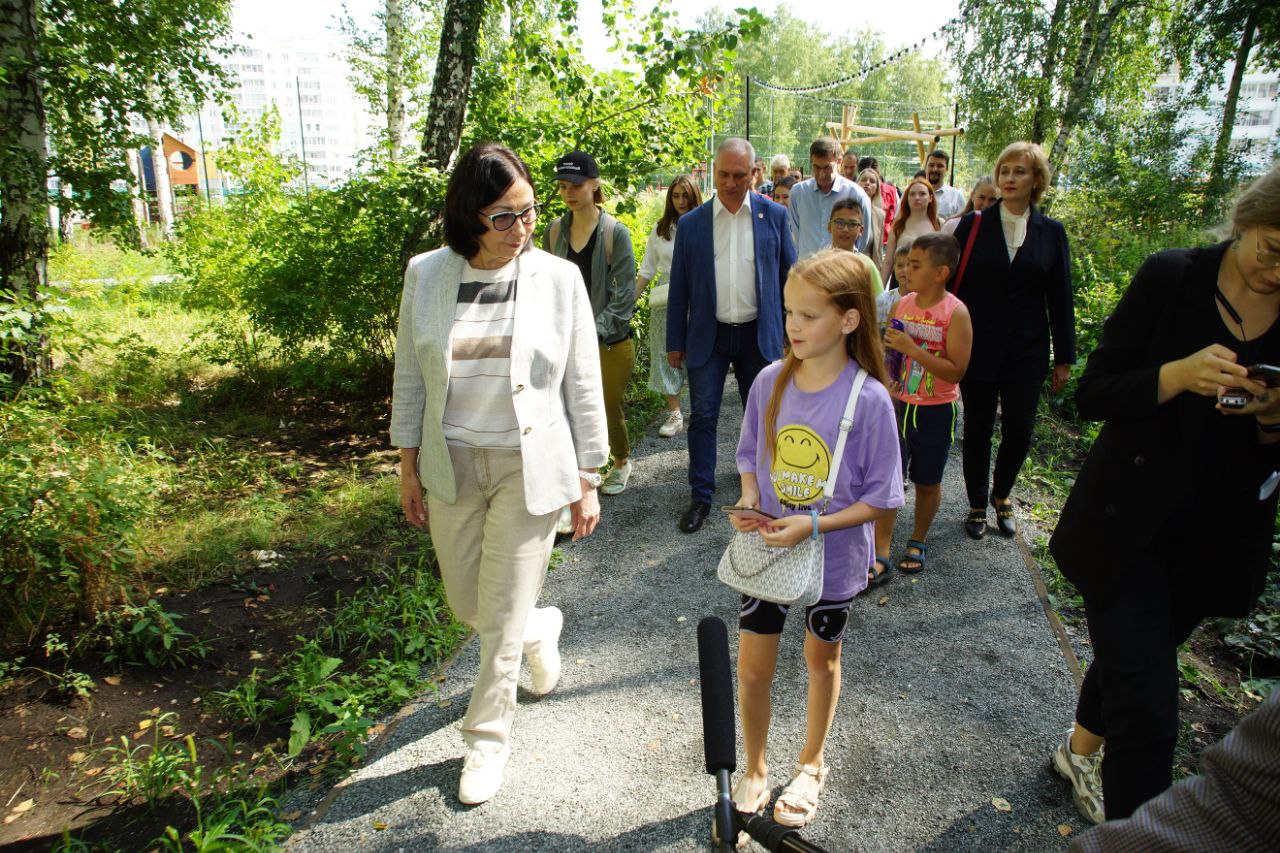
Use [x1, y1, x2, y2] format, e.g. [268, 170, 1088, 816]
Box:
[868, 556, 892, 588]
[897, 539, 928, 574]
[992, 498, 1017, 538]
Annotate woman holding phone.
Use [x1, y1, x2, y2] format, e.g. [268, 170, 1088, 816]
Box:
[1047, 162, 1280, 825]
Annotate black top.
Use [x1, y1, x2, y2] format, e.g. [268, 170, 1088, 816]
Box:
[1049, 242, 1280, 616]
[565, 228, 597, 299]
[951, 201, 1076, 382]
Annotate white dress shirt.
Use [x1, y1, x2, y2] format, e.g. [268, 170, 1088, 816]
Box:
[934, 184, 966, 220]
[1000, 204, 1030, 261]
[713, 193, 758, 324]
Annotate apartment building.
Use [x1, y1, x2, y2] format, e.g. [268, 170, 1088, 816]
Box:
[1154, 64, 1280, 173]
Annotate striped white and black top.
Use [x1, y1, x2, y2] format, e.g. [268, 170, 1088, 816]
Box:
[442, 261, 520, 449]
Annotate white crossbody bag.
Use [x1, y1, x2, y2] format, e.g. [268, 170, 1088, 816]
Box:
[717, 368, 868, 606]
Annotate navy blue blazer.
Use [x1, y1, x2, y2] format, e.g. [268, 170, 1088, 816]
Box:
[665, 196, 797, 369]
[951, 200, 1075, 382]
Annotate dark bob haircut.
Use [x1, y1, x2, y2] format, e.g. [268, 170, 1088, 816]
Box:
[443, 142, 534, 259]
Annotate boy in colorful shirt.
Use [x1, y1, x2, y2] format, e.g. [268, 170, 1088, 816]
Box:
[876, 232, 973, 577]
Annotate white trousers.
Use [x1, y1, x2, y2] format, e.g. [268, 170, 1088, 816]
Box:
[427, 445, 560, 750]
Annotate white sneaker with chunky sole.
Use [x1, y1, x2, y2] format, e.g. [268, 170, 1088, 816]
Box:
[1051, 729, 1105, 825]
[600, 459, 632, 496]
[458, 743, 511, 805]
[658, 409, 684, 437]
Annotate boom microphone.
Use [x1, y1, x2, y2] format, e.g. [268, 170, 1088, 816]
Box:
[697, 616, 736, 775]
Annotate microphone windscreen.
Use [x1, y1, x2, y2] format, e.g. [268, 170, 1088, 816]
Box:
[697, 616, 736, 775]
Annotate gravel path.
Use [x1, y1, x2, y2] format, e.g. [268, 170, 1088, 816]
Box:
[289, 380, 1085, 851]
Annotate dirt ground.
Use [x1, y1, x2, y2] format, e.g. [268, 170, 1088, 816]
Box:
[0, 397, 399, 849]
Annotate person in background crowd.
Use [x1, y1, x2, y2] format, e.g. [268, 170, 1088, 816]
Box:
[878, 233, 972, 580]
[728, 249, 902, 833]
[666, 138, 796, 534]
[545, 150, 638, 498]
[637, 175, 702, 438]
[1048, 161, 1280, 826]
[826, 198, 883, 294]
[942, 175, 998, 235]
[859, 155, 898, 237]
[925, 149, 966, 220]
[770, 154, 791, 186]
[392, 143, 607, 805]
[881, 178, 941, 282]
[840, 148, 860, 181]
[771, 175, 798, 209]
[912, 169, 927, 180]
[789, 137, 873, 258]
[788, 167, 804, 181]
[856, 168, 887, 269]
[752, 158, 769, 196]
[877, 240, 914, 332]
[952, 141, 1074, 541]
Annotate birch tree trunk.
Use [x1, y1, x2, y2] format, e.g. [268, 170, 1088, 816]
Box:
[400, 0, 485, 269]
[385, 0, 406, 160]
[1207, 6, 1259, 208]
[0, 0, 52, 387]
[1030, 0, 1072, 145]
[147, 114, 176, 237]
[419, 0, 485, 170]
[1047, 0, 1123, 183]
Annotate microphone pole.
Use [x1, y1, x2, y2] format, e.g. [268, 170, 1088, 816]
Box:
[698, 617, 829, 853]
[697, 617, 738, 853]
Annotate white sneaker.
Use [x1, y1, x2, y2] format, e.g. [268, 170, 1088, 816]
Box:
[525, 606, 563, 695]
[458, 743, 511, 805]
[658, 409, 684, 437]
[555, 506, 573, 535]
[600, 459, 632, 496]
[1051, 729, 1105, 825]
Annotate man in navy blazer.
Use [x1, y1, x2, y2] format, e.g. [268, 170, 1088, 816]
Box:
[666, 138, 797, 532]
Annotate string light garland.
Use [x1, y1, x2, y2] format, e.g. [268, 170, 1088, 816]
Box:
[748, 11, 971, 95]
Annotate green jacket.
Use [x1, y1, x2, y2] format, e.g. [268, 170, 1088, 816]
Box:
[543, 208, 636, 345]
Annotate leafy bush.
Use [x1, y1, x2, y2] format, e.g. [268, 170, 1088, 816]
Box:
[94, 597, 211, 669]
[0, 384, 159, 651]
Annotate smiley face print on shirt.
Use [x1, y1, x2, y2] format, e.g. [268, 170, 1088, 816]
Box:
[771, 424, 832, 509]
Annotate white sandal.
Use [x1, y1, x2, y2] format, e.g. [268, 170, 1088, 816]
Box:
[711, 774, 769, 848]
[773, 763, 828, 828]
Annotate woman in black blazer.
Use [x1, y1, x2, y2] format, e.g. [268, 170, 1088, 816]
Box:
[1047, 162, 1280, 823]
[951, 142, 1075, 539]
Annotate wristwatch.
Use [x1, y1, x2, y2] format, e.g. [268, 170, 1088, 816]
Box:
[578, 470, 603, 488]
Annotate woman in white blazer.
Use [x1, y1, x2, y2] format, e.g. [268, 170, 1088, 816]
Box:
[390, 143, 608, 805]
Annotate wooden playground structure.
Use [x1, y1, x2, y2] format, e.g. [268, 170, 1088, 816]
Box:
[825, 105, 964, 167]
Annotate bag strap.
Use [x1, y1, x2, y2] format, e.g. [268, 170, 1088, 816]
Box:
[950, 208, 981, 297]
[601, 212, 616, 267]
[548, 216, 564, 253]
[818, 367, 868, 509]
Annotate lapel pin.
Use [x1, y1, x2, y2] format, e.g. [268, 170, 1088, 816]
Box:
[757, 212, 764, 219]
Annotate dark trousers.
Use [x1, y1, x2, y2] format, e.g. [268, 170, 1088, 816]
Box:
[686, 320, 770, 504]
[1074, 548, 1202, 820]
[959, 376, 1044, 509]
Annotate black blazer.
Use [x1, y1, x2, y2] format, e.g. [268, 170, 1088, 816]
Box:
[951, 201, 1075, 382]
[1049, 243, 1280, 615]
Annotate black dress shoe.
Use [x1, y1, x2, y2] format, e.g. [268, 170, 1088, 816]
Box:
[679, 501, 711, 533]
[963, 508, 987, 540]
[992, 499, 1017, 538]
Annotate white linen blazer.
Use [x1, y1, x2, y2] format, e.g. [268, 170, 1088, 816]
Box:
[390, 246, 608, 516]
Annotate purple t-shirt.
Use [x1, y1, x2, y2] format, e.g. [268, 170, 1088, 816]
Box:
[736, 358, 905, 600]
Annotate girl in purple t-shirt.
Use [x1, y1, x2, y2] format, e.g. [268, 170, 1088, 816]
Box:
[729, 249, 904, 830]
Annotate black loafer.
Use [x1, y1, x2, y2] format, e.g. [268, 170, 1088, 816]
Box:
[963, 509, 987, 540]
[679, 501, 711, 533]
[992, 499, 1017, 538]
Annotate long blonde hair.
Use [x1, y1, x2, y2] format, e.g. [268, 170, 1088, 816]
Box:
[764, 249, 888, 453]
